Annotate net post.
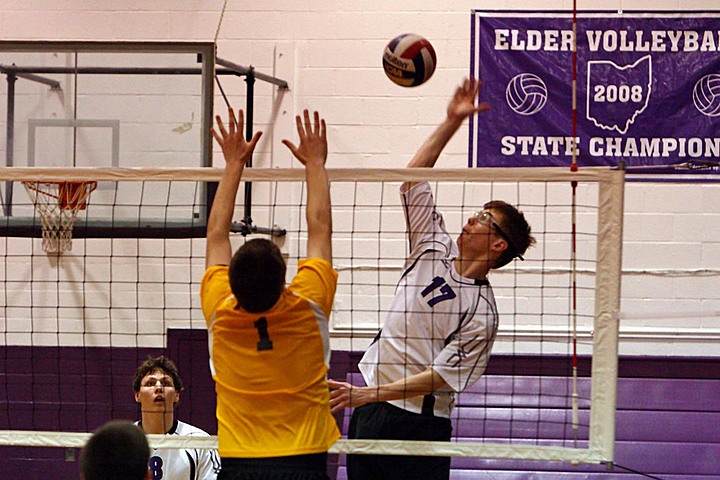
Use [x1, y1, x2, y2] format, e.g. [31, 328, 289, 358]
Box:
[588, 168, 625, 463]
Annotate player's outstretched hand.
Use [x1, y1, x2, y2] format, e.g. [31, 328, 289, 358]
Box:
[282, 109, 327, 169]
[328, 379, 353, 413]
[328, 379, 377, 413]
[211, 107, 262, 169]
[447, 77, 491, 123]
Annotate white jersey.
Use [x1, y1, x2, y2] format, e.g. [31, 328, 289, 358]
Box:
[359, 182, 499, 418]
[136, 419, 221, 480]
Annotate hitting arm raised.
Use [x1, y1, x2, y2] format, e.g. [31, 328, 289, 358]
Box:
[327, 78, 492, 412]
[403, 77, 490, 191]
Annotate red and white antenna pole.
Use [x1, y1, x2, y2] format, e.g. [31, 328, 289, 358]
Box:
[570, 0, 580, 446]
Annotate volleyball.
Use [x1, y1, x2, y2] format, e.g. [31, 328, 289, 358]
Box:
[382, 33, 437, 87]
[505, 73, 548, 115]
[692, 74, 720, 117]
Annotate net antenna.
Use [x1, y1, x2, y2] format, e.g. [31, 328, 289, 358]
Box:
[22, 181, 97, 254]
[570, 0, 581, 448]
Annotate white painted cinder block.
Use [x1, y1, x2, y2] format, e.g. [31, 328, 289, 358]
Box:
[1, 1, 718, 357]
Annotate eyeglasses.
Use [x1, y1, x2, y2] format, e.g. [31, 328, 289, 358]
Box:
[473, 211, 524, 261]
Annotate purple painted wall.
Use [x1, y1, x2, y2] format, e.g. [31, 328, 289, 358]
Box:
[0, 330, 718, 479]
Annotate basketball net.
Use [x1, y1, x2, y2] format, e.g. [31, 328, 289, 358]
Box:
[22, 181, 97, 254]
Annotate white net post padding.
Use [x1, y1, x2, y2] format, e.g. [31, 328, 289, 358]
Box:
[22, 181, 97, 254]
[588, 168, 625, 463]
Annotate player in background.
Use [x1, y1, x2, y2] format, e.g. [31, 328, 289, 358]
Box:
[133, 355, 220, 480]
[81, 420, 151, 480]
[202, 108, 338, 480]
[328, 77, 536, 480]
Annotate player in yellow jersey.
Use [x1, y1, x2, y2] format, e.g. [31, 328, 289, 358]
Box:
[201, 107, 338, 480]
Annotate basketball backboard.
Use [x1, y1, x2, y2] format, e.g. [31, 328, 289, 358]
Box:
[0, 41, 216, 238]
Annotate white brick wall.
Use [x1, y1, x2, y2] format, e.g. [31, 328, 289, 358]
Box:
[0, 1, 719, 356]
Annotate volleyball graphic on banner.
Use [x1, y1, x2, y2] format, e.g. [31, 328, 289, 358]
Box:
[382, 33, 437, 87]
[505, 73, 548, 115]
[693, 74, 720, 117]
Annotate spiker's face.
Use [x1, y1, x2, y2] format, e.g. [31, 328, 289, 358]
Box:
[457, 209, 507, 259]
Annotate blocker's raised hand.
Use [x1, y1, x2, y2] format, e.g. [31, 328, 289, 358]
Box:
[211, 107, 262, 168]
[282, 109, 328, 168]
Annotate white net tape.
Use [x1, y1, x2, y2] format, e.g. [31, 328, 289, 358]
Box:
[22, 181, 97, 253]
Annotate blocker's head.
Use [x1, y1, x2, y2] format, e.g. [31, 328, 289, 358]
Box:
[229, 238, 286, 313]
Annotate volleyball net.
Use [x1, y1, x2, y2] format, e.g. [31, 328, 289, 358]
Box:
[0, 166, 623, 465]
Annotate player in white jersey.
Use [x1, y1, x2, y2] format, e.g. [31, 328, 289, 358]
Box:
[328, 77, 536, 480]
[133, 356, 221, 480]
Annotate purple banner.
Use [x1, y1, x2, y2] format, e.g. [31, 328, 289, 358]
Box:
[470, 11, 720, 171]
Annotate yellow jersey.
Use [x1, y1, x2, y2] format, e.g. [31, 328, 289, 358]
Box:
[200, 258, 340, 458]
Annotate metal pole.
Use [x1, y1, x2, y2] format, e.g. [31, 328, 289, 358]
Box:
[241, 68, 255, 236]
[216, 57, 288, 89]
[0, 64, 241, 76]
[4, 72, 17, 216]
[230, 68, 286, 238]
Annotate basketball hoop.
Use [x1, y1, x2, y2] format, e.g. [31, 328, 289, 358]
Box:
[23, 181, 97, 254]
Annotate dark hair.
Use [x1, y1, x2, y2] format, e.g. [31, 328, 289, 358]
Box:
[229, 238, 286, 313]
[133, 356, 183, 393]
[484, 200, 536, 269]
[81, 420, 149, 480]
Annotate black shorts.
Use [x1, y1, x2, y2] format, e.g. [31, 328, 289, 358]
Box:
[347, 402, 453, 480]
[218, 453, 330, 480]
